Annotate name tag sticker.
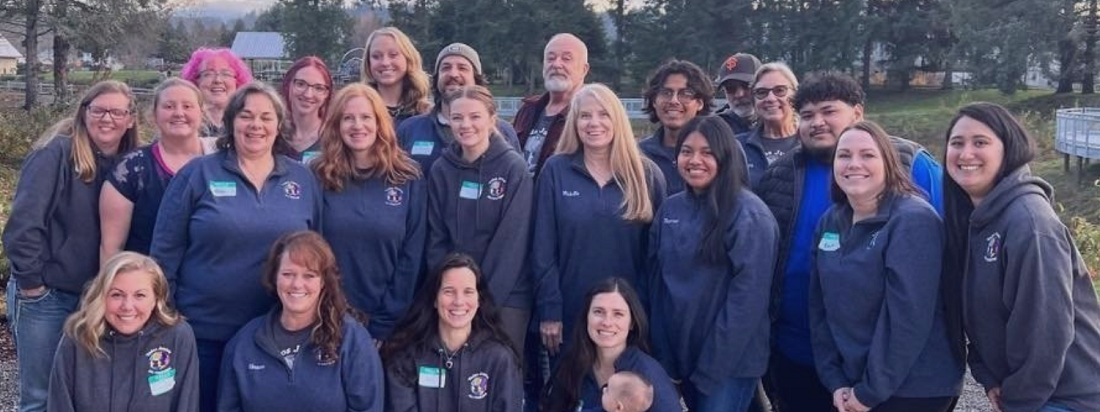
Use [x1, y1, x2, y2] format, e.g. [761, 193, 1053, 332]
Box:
[459, 181, 481, 200]
[411, 141, 435, 156]
[209, 181, 237, 197]
[418, 366, 446, 388]
[819, 232, 841, 252]
[148, 368, 176, 396]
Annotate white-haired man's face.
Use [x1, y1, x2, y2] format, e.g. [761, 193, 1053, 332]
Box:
[543, 36, 589, 93]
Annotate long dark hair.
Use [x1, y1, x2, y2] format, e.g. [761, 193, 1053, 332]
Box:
[829, 120, 921, 204]
[542, 278, 650, 412]
[941, 102, 1037, 361]
[677, 115, 747, 264]
[381, 253, 518, 382]
[262, 231, 354, 364]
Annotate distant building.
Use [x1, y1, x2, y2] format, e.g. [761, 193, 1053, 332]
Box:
[231, 32, 290, 80]
[0, 35, 23, 75]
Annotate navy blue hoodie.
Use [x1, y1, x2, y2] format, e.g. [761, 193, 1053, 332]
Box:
[48, 321, 200, 412]
[573, 346, 681, 412]
[218, 311, 384, 412]
[810, 194, 962, 408]
[398, 111, 521, 174]
[638, 130, 682, 196]
[385, 330, 524, 412]
[531, 152, 666, 336]
[3, 136, 118, 293]
[426, 135, 533, 308]
[321, 175, 427, 339]
[961, 166, 1100, 412]
[648, 189, 778, 394]
[150, 150, 321, 341]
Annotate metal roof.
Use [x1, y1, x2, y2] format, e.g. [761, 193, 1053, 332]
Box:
[231, 32, 286, 59]
[0, 35, 23, 59]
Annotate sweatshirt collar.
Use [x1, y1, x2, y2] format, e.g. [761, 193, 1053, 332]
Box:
[221, 149, 291, 179]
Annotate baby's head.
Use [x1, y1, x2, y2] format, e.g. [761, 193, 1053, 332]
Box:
[601, 371, 654, 412]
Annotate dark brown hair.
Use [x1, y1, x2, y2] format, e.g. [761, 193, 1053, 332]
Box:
[829, 120, 921, 204]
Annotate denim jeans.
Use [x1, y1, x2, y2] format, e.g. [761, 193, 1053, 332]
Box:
[682, 376, 759, 412]
[1040, 403, 1084, 412]
[196, 338, 227, 412]
[7, 280, 80, 412]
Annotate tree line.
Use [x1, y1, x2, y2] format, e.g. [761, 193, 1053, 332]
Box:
[3, 0, 1099, 110]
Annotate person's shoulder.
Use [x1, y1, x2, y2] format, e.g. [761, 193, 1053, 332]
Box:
[891, 194, 938, 220]
[542, 153, 573, 171]
[225, 314, 266, 349]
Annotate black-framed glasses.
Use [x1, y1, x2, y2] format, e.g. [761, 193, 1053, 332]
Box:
[292, 79, 330, 95]
[656, 88, 698, 103]
[86, 105, 131, 120]
[753, 85, 792, 100]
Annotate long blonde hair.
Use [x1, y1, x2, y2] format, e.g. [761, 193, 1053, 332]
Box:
[63, 252, 180, 358]
[36, 80, 141, 182]
[312, 83, 420, 191]
[361, 27, 432, 116]
[557, 83, 654, 222]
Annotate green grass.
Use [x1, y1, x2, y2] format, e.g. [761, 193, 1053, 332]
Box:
[38, 70, 164, 88]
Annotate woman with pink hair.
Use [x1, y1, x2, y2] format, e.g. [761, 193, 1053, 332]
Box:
[181, 47, 253, 137]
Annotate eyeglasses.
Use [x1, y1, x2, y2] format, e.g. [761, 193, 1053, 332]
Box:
[753, 85, 792, 100]
[86, 105, 131, 120]
[292, 79, 330, 95]
[656, 88, 698, 103]
[199, 70, 237, 81]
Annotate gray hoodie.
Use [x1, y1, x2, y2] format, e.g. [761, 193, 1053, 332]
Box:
[963, 166, 1100, 412]
[48, 320, 199, 412]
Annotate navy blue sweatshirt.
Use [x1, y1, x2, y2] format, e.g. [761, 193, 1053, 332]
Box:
[285, 140, 321, 164]
[3, 136, 118, 293]
[962, 166, 1100, 412]
[809, 194, 962, 408]
[218, 311, 384, 412]
[321, 175, 427, 339]
[573, 346, 680, 412]
[48, 321, 200, 412]
[426, 135, 534, 308]
[638, 130, 682, 196]
[397, 111, 521, 174]
[648, 189, 778, 394]
[531, 152, 666, 335]
[150, 150, 321, 341]
[385, 330, 524, 412]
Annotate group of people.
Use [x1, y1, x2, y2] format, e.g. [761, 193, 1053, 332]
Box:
[3, 24, 1100, 412]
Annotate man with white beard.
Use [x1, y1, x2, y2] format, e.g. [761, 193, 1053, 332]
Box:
[513, 33, 590, 178]
[714, 53, 761, 135]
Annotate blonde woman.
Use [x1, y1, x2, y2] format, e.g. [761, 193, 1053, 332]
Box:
[531, 83, 666, 355]
[361, 27, 432, 127]
[48, 252, 199, 412]
[312, 83, 426, 340]
[3, 80, 140, 412]
[100, 78, 209, 260]
[739, 62, 800, 187]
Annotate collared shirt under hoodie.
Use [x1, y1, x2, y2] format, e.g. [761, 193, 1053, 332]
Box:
[398, 110, 522, 174]
[150, 150, 322, 342]
[218, 311, 384, 412]
[321, 173, 428, 339]
[48, 321, 200, 412]
[809, 194, 962, 408]
[385, 329, 524, 412]
[572, 345, 681, 412]
[648, 188, 778, 394]
[961, 166, 1100, 412]
[531, 152, 667, 338]
[3, 135, 119, 293]
[426, 135, 534, 309]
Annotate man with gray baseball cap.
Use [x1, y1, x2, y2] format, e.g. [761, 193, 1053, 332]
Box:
[715, 52, 762, 135]
[397, 42, 521, 172]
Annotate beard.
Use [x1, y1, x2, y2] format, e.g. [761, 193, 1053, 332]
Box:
[732, 101, 754, 118]
[544, 76, 572, 92]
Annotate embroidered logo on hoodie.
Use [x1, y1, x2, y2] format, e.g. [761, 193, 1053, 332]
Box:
[984, 232, 1002, 262]
[487, 177, 507, 200]
[282, 181, 302, 200]
[385, 186, 404, 206]
[468, 372, 489, 399]
[146, 347, 176, 396]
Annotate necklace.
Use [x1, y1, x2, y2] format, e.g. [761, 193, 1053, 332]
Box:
[439, 342, 467, 369]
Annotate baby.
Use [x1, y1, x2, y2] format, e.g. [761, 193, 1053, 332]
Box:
[601, 371, 654, 412]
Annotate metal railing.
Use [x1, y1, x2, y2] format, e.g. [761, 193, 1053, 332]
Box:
[1055, 108, 1100, 183]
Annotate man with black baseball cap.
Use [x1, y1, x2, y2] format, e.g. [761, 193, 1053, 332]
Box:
[715, 52, 761, 135]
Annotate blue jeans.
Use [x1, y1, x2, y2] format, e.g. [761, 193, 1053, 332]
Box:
[1040, 403, 1085, 412]
[196, 338, 227, 412]
[682, 377, 759, 412]
[7, 280, 80, 412]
